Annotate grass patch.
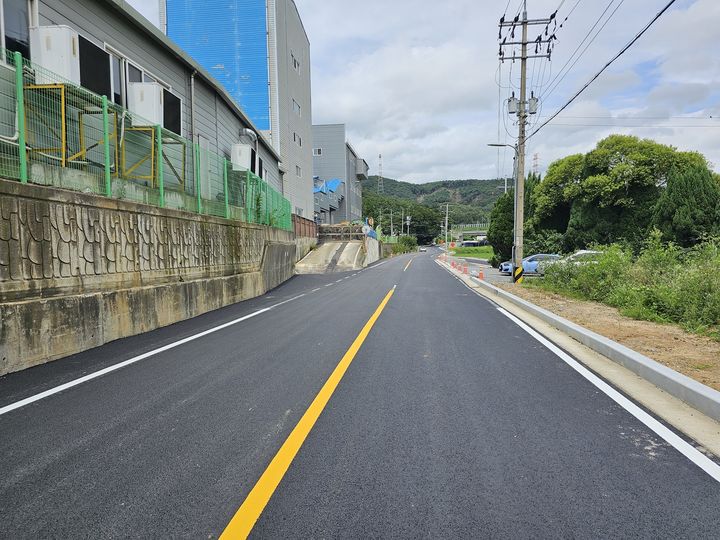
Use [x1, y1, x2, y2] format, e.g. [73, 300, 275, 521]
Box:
[527, 232, 720, 341]
[693, 363, 714, 371]
[450, 246, 494, 259]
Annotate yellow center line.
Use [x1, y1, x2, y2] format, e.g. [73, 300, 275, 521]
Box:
[220, 287, 396, 539]
[403, 257, 415, 272]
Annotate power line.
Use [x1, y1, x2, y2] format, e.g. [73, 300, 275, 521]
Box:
[543, 123, 720, 128]
[542, 0, 625, 102]
[528, 0, 680, 141]
[541, 0, 622, 102]
[539, 115, 718, 120]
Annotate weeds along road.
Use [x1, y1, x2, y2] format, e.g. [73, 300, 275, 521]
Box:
[1, 249, 719, 538]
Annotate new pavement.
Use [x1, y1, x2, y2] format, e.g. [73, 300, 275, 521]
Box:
[0, 250, 718, 538]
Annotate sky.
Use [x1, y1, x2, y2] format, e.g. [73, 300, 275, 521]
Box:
[128, 0, 720, 183]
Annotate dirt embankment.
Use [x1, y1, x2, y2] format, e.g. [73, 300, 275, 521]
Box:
[497, 284, 720, 392]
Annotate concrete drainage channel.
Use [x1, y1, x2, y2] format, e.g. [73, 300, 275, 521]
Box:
[438, 258, 720, 425]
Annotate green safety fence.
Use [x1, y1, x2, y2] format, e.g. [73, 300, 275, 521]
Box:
[0, 49, 292, 231]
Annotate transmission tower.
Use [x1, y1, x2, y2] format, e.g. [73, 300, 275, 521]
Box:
[533, 153, 540, 176]
[377, 154, 384, 193]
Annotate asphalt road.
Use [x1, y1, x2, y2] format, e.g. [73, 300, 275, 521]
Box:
[1, 249, 719, 538]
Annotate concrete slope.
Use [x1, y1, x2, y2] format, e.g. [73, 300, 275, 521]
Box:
[295, 241, 366, 274]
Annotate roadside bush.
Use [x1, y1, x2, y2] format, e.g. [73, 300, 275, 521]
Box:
[542, 244, 632, 302]
[533, 234, 720, 338]
[392, 235, 418, 254]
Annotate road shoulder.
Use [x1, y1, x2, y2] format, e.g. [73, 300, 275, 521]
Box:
[437, 259, 720, 459]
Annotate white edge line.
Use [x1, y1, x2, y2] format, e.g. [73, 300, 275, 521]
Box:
[311, 288, 321, 292]
[0, 293, 307, 417]
[497, 308, 720, 483]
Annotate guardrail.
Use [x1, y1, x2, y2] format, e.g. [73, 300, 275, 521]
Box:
[0, 49, 292, 230]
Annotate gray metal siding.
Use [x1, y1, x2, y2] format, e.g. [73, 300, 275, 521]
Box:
[312, 124, 346, 183]
[39, 0, 191, 137]
[273, 0, 313, 217]
[36, 0, 282, 193]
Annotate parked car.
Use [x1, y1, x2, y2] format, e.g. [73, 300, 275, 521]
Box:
[498, 260, 513, 274]
[498, 253, 561, 275]
[538, 250, 602, 274]
[524, 253, 562, 274]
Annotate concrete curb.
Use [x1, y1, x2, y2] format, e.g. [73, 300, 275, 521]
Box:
[441, 260, 720, 423]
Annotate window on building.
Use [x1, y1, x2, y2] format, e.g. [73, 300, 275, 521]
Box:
[258, 157, 264, 179]
[163, 89, 181, 134]
[126, 63, 142, 84]
[293, 132, 302, 147]
[292, 98, 301, 116]
[126, 61, 159, 86]
[296, 165, 302, 177]
[2, 0, 29, 59]
[79, 36, 111, 97]
[291, 52, 300, 71]
[313, 148, 322, 156]
[110, 53, 123, 105]
[108, 49, 181, 134]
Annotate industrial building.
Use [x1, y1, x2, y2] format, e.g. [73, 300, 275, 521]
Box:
[0, 0, 298, 227]
[164, 0, 315, 222]
[312, 124, 367, 224]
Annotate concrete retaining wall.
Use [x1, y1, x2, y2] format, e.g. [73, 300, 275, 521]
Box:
[0, 179, 297, 375]
[364, 237, 381, 266]
[294, 236, 317, 263]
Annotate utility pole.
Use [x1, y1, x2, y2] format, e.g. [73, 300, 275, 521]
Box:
[498, 0, 553, 283]
[444, 203, 449, 247]
[390, 209, 394, 236]
[378, 154, 384, 194]
[515, 6, 528, 285]
[400, 208, 404, 235]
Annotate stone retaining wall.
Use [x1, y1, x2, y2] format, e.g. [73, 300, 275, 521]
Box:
[0, 179, 297, 375]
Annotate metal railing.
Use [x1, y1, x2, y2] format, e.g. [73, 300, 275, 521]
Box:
[0, 49, 292, 231]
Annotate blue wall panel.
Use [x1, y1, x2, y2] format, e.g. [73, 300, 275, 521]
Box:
[166, 0, 270, 130]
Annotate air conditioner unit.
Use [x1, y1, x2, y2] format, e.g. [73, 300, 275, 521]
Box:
[127, 82, 163, 126]
[231, 143, 254, 171]
[29, 26, 80, 85]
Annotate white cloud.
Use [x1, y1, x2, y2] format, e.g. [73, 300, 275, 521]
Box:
[297, 0, 720, 181]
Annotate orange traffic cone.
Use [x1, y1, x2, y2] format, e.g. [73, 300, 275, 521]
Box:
[478, 269, 485, 280]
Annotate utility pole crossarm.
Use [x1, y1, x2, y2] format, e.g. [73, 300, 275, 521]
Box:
[499, 18, 552, 27]
[502, 40, 553, 46]
[499, 54, 551, 61]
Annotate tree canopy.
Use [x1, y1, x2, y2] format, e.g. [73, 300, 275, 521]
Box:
[362, 190, 442, 245]
[488, 134, 720, 258]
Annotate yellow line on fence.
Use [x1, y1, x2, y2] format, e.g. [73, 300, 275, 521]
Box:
[220, 287, 396, 539]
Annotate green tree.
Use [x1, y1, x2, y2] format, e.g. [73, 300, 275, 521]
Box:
[652, 163, 720, 246]
[362, 191, 442, 245]
[487, 190, 514, 261]
[530, 154, 584, 234]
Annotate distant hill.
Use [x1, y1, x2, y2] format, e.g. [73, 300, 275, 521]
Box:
[361, 176, 509, 223]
